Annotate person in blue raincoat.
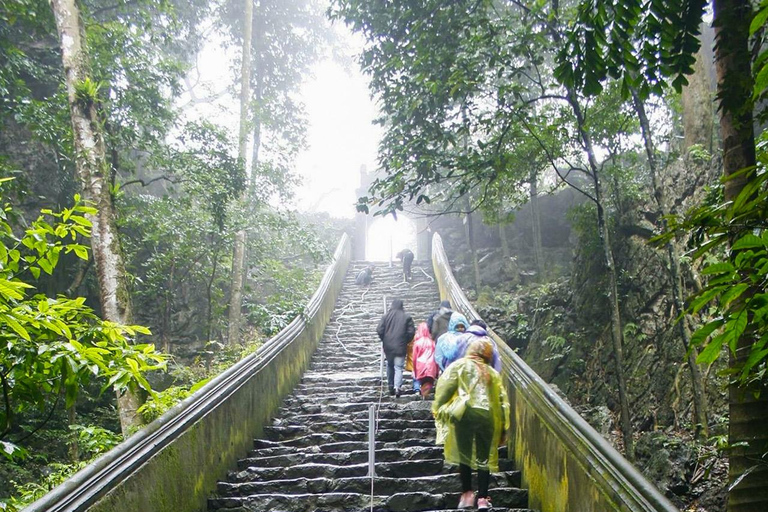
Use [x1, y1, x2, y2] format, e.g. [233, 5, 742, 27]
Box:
[434, 312, 468, 371]
[455, 320, 501, 372]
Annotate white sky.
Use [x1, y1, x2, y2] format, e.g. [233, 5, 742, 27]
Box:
[292, 44, 381, 218]
[177, 14, 380, 219]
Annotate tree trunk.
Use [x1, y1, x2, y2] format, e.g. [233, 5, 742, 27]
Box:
[498, 207, 510, 259]
[681, 24, 714, 153]
[227, 0, 254, 345]
[50, 0, 143, 436]
[529, 169, 543, 278]
[162, 259, 174, 354]
[206, 235, 220, 342]
[463, 198, 481, 291]
[568, 91, 634, 460]
[713, 2, 768, 510]
[67, 404, 78, 463]
[631, 89, 709, 438]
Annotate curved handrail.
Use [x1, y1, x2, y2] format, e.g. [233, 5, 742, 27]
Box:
[431, 232, 677, 512]
[25, 233, 352, 512]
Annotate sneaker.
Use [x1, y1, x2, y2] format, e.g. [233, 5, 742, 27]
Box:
[457, 491, 475, 509]
[389, 388, 395, 396]
[477, 496, 491, 510]
[395, 388, 401, 398]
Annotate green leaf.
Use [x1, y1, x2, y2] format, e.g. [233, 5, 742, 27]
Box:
[750, 4, 768, 36]
[189, 378, 211, 394]
[38, 259, 53, 275]
[697, 336, 725, 364]
[701, 262, 735, 276]
[689, 287, 722, 314]
[732, 234, 765, 251]
[720, 283, 750, 309]
[741, 347, 768, 379]
[73, 245, 88, 260]
[130, 325, 151, 335]
[691, 319, 724, 347]
[68, 215, 91, 227]
[4, 314, 31, 340]
[729, 311, 749, 353]
[126, 358, 140, 374]
[0, 279, 31, 300]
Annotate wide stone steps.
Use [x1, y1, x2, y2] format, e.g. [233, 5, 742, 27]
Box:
[217, 473, 523, 497]
[208, 262, 534, 512]
[209, 488, 529, 512]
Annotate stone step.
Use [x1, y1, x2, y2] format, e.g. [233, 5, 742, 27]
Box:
[253, 427, 436, 447]
[209, 488, 529, 512]
[231, 459, 446, 482]
[262, 418, 435, 439]
[271, 408, 433, 424]
[244, 439, 435, 458]
[240, 447, 517, 473]
[217, 471, 522, 497]
[279, 397, 428, 414]
[238, 446, 444, 469]
[251, 436, 434, 453]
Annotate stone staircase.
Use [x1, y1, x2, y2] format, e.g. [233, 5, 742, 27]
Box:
[208, 262, 533, 512]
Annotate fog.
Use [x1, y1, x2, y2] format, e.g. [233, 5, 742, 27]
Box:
[178, 9, 379, 219]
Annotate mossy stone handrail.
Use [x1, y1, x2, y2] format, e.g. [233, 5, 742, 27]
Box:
[431, 232, 677, 512]
[24, 234, 352, 512]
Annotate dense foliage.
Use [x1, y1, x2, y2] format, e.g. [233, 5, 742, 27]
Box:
[1, 0, 336, 505]
[0, 191, 165, 462]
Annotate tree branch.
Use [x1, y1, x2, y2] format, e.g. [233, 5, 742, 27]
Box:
[11, 384, 62, 445]
[86, 0, 140, 18]
[0, 371, 12, 440]
[120, 175, 183, 189]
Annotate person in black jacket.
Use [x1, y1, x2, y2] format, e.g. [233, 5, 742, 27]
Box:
[355, 265, 374, 286]
[377, 299, 415, 397]
[429, 300, 453, 341]
[396, 248, 415, 281]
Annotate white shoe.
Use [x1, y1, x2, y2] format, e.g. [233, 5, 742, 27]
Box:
[457, 491, 475, 509]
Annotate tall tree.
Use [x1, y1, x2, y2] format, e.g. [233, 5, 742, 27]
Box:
[557, 0, 768, 507]
[226, 0, 254, 345]
[49, 0, 143, 435]
[218, 0, 327, 344]
[712, 2, 767, 509]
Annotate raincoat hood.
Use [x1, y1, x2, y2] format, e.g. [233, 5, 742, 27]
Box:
[466, 324, 488, 337]
[466, 338, 494, 364]
[390, 299, 404, 310]
[448, 312, 469, 332]
[415, 322, 431, 340]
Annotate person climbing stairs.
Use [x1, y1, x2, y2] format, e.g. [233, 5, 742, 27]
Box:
[207, 262, 533, 512]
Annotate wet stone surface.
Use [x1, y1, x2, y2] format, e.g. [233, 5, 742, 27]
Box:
[208, 262, 533, 512]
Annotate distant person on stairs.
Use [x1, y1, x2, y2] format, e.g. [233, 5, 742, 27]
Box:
[432, 338, 510, 510]
[355, 265, 374, 286]
[428, 300, 453, 340]
[411, 322, 439, 398]
[396, 248, 415, 281]
[376, 299, 415, 397]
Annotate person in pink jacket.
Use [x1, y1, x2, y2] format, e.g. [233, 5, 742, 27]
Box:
[412, 322, 439, 398]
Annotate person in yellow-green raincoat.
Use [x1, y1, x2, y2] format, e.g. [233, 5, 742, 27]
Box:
[432, 338, 510, 510]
